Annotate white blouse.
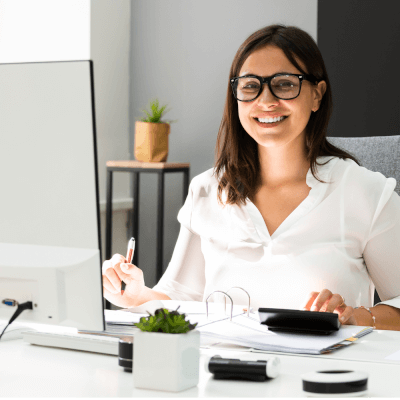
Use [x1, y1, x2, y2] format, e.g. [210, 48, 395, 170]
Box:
[152, 156, 400, 311]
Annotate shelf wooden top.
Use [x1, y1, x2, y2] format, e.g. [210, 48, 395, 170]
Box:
[106, 160, 190, 169]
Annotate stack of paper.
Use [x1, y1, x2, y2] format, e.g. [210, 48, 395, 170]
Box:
[103, 300, 373, 355]
[119, 299, 250, 316]
[197, 313, 373, 355]
[105, 310, 147, 325]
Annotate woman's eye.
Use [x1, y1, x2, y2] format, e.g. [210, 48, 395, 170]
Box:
[273, 81, 299, 91]
[277, 81, 294, 87]
[241, 83, 260, 91]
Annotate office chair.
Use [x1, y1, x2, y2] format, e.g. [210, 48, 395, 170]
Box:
[327, 135, 400, 304]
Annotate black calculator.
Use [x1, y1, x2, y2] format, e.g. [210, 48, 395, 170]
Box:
[258, 308, 341, 335]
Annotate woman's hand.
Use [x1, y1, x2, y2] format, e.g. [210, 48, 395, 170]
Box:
[303, 288, 356, 325]
[102, 253, 145, 308]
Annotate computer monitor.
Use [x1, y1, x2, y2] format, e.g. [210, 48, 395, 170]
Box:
[0, 60, 104, 331]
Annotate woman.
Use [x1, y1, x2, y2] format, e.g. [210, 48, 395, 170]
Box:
[103, 24, 400, 330]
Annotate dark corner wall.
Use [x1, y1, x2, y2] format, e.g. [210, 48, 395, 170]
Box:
[318, 0, 400, 138]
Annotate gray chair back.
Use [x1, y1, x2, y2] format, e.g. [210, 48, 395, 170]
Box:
[327, 135, 400, 305]
[327, 136, 400, 196]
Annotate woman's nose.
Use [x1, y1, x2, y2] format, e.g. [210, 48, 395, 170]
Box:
[256, 84, 279, 106]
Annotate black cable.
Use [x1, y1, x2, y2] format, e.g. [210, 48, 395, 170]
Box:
[0, 301, 33, 340]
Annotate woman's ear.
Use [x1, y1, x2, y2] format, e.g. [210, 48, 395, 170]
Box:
[312, 80, 327, 112]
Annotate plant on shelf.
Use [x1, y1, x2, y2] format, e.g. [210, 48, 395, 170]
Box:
[139, 98, 169, 123]
[135, 307, 198, 333]
[134, 98, 176, 163]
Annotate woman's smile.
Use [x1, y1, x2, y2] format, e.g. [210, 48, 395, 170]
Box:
[253, 115, 289, 128]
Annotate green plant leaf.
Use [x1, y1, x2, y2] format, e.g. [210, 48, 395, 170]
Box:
[137, 98, 172, 124]
[134, 307, 197, 333]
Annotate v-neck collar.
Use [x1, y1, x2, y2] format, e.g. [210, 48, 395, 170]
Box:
[242, 156, 339, 244]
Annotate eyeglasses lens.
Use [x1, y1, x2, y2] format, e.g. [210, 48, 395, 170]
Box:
[234, 75, 300, 101]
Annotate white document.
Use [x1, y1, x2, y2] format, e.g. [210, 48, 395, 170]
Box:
[104, 310, 229, 330]
[104, 301, 373, 355]
[123, 299, 250, 315]
[104, 309, 148, 325]
[198, 314, 373, 355]
[104, 300, 248, 329]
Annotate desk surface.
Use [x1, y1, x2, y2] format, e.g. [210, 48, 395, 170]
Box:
[2, 330, 400, 397]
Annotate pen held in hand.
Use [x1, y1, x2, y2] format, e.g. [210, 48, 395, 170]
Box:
[121, 237, 135, 294]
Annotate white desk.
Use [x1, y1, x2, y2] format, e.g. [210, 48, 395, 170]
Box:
[2, 330, 400, 397]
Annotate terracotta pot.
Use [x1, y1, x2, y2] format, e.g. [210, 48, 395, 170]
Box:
[134, 121, 170, 162]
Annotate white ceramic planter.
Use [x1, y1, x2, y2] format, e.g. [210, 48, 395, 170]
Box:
[133, 329, 200, 392]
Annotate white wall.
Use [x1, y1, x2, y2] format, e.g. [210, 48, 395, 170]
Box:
[130, 0, 318, 287]
[0, 0, 132, 262]
[90, 0, 132, 259]
[90, 0, 131, 207]
[0, 0, 90, 63]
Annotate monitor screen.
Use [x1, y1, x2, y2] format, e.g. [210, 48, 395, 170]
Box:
[0, 61, 104, 331]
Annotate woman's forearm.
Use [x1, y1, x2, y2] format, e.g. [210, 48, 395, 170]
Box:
[131, 286, 171, 307]
[354, 304, 400, 331]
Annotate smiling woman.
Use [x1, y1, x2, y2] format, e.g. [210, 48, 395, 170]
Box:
[103, 25, 400, 331]
[214, 25, 358, 206]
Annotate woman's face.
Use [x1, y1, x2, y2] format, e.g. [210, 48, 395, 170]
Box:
[237, 45, 326, 150]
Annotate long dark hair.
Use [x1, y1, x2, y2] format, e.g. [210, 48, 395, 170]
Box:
[214, 24, 359, 206]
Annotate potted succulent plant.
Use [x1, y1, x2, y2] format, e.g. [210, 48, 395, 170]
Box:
[134, 98, 173, 163]
[133, 307, 200, 392]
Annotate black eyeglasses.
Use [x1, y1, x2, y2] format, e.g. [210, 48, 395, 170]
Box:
[230, 73, 318, 102]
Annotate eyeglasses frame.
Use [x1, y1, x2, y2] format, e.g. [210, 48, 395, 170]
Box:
[230, 73, 319, 102]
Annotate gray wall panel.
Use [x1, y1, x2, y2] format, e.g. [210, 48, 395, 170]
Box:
[318, 0, 400, 138]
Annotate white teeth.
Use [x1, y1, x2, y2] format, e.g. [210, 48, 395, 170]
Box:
[257, 116, 286, 123]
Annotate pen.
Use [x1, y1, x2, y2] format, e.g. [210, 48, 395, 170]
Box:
[121, 237, 135, 294]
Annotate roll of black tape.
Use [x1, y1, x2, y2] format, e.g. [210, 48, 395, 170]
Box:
[118, 336, 134, 372]
[301, 370, 368, 397]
